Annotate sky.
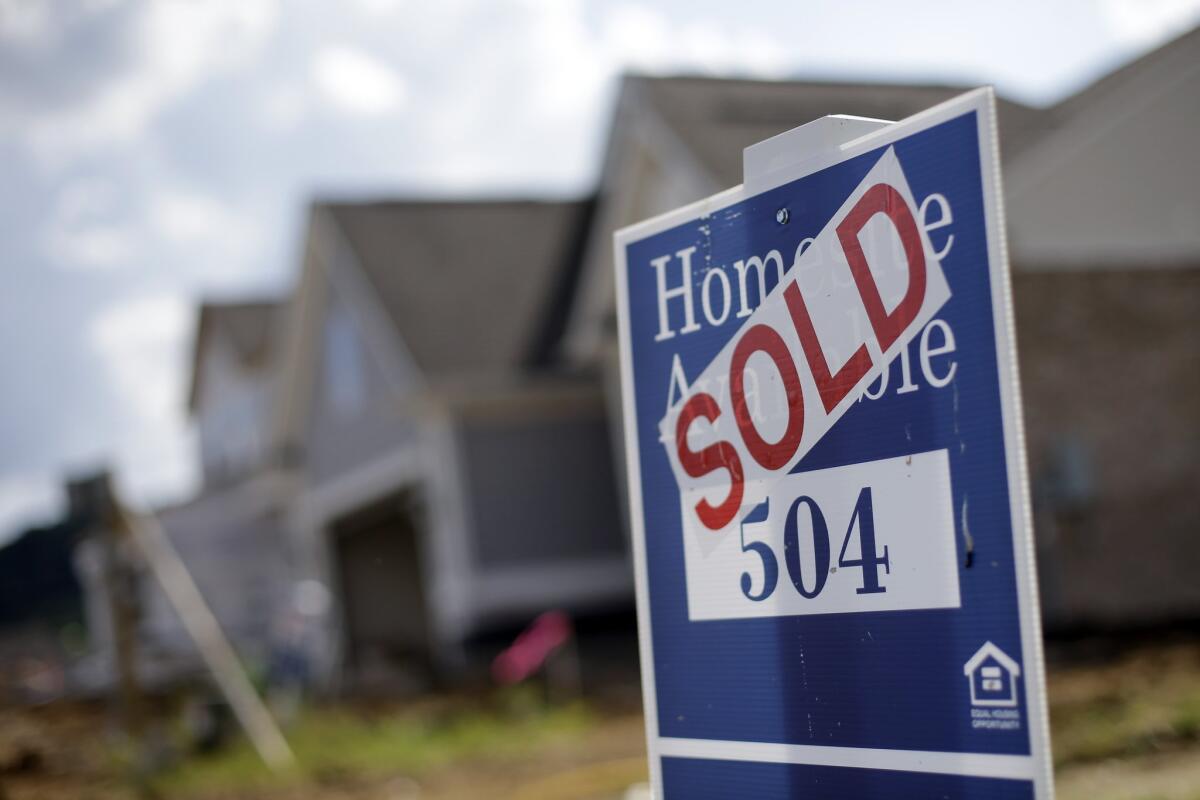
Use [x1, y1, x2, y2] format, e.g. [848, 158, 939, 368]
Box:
[1, 0, 1198, 544]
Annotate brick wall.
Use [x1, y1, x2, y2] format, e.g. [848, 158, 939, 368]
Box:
[1014, 268, 1200, 628]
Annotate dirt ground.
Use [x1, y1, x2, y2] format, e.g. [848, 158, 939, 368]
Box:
[0, 692, 651, 800]
[2, 639, 1198, 800]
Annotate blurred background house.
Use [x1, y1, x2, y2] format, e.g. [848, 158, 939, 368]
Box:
[71, 301, 294, 691]
[271, 200, 627, 690]
[61, 199, 635, 696]
[0, 9, 1194, 713]
[558, 30, 1199, 633]
[1005, 28, 1200, 628]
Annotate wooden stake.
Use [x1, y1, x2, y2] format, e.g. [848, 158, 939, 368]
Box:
[116, 501, 295, 770]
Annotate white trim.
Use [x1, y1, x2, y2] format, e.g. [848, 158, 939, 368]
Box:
[298, 446, 423, 528]
[270, 219, 328, 452]
[293, 430, 480, 672]
[272, 205, 426, 462]
[318, 208, 427, 394]
[421, 408, 476, 658]
[614, 204, 665, 795]
[657, 738, 1037, 782]
[291, 445, 427, 686]
[978, 87, 1057, 798]
[613, 87, 1054, 799]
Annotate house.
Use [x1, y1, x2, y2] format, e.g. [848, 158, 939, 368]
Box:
[70, 31, 1198, 696]
[145, 301, 294, 674]
[73, 301, 297, 688]
[558, 76, 1050, 514]
[559, 75, 1047, 365]
[963, 642, 1021, 707]
[560, 33, 1199, 631]
[188, 301, 285, 488]
[1004, 26, 1200, 629]
[271, 199, 629, 689]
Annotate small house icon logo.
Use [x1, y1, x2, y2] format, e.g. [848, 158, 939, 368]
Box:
[963, 642, 1021, 707]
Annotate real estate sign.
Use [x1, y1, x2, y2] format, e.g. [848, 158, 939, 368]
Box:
[614, 89, 1053, 798]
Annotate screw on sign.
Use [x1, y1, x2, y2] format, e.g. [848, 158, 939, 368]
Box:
[614, 90, 1053, 798]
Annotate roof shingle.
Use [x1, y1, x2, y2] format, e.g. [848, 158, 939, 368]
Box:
[325, 199, 592, 377]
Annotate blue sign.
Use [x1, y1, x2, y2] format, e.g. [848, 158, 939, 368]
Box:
[614, 90, 1052, 798]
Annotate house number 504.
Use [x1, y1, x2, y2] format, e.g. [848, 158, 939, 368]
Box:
[738, 487, 891, 602]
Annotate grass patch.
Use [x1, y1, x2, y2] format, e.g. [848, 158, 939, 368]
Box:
[1049, 643, 1200, 767]
[150, 689, 596, 797]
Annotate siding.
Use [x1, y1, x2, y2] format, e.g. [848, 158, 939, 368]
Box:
[1014, 268, 1200, 627]
[304, 285, 417, 488]
[460, 411, 625, 569]
[140, 491, 291, 664]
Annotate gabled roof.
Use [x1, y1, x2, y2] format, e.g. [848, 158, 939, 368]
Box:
[1005, 25, 1200, 268]
[324, 198, 594, 377]
[559, 75, 1048, 364]
[623, 75, 1048, 188]
[1050, 25, 1200, 124]
[187, 300, 282, 412]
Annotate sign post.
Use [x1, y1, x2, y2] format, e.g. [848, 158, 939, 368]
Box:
[614, 89, 1053, 798]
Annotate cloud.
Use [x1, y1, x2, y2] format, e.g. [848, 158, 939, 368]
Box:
[595, 3, 789, 79]
[89, 294, 197, 506]
[147, 188, 262, 286]
[6, 1, 278, 165]
[150, 189, 239, 244]
[0, 0, 55, 46]
[260, 83, 309, 131]
[42, 177, 139, 270]
[147, 189, 261, 284]
[45, 224, 137, 270]
[0, 475, 62, 546]
[90, 293, 190, 425]
[405, 0, 794, 189]
[42, 176, 260, 281]
[351, 0, 407, 16]
[312, 45, 407, 116]
[1101, 0, 1200, 46]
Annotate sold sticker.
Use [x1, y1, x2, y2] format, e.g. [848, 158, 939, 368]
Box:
[657, 147, 954, 621]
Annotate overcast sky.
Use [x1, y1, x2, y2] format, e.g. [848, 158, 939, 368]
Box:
[1, 0, 1197, 544]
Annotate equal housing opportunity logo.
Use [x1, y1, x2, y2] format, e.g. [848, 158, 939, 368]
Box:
[964, 642, 1022, 730]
